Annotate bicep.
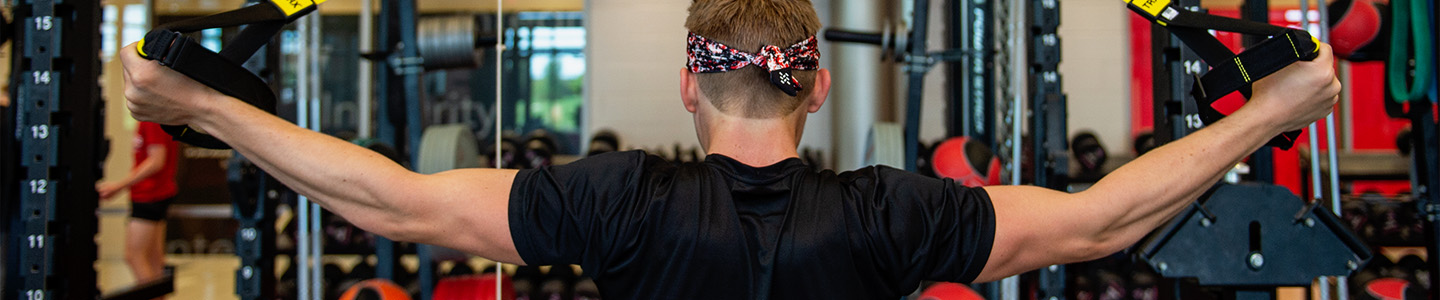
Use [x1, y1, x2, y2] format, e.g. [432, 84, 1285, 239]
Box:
[405, 168, 526, 264]
[972, 185, 1107, 282]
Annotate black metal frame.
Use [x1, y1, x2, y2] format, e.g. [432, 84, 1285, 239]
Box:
[1026, 0, 1067, 298]
[1150, 0, 1206, 146]
[949, 0, 997, 147]
[371, 0, 420, 290]
[4, 1, 105, 299]
[1409, 100, 1440, 299]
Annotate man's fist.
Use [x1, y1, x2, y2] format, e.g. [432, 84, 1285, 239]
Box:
[119, 42, 227, 127]
[1245, 43, 1343, 132]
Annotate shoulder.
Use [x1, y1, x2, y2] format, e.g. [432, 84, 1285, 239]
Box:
[559, 150, 671, 173]
[835, 165, 947, 187]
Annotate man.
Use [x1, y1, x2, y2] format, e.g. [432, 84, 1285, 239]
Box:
[118, 0, 1341, 298]
[96, 120, 180, 294]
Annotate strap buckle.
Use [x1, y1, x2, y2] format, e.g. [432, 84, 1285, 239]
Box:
[138, 30, 192, 67]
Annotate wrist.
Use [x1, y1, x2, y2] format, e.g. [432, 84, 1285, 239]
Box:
[188, 92, 235, 136]
[1228, 99, 1289, 136]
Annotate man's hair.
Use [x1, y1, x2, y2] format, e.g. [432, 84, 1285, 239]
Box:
[686, 0, 822, 118]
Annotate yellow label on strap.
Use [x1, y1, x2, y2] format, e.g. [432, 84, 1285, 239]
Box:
[1128, 0, 1172, 18]
[271, 0, 316, 17]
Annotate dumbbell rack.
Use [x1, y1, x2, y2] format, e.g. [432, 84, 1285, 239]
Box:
[3, 0, 105, 299]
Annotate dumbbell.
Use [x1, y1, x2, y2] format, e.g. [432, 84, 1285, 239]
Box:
[588, 130, 621, 157]
[538, 266, 579, 300]
[573, 277, 601, 300]
[1070, 131, 1108, 176]
[525, 130, 560, 168]
[1133, 132, 1157, 156]
[512, 266, 545, 300]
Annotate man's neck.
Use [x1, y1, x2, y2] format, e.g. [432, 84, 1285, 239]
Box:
[702, 115, 802, 167]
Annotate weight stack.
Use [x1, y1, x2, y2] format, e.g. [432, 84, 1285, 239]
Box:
[4, 0, 105, 299]
[1027, 0, 1067, 298]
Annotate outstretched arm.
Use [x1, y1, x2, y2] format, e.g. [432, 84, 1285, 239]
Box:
[118, 43, 526, 264]
[972, 45, 1342, 282]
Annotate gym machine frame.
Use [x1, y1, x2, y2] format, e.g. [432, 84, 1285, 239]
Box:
[1136, 0, 1370, 298]
[370, 0, 420, 293]
[3, 1, 106, 299]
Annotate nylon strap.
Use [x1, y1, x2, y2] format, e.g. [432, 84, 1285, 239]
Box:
[137, 0, 324, 149]
[1125, 0, 1319, 149]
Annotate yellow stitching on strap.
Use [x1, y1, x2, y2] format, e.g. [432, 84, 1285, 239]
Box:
[136, 38, 147, 57]
[1235, 57, 1251, 82]
[271, 0, 316, 17]
[1286, 34, 1299, 58]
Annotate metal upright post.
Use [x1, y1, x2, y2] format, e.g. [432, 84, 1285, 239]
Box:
[903, 0, 931, 172]
[1028, 0, 1066, 297]
[951, 0, 997, 144]
[232, 2, 281, 298]
[1151, 0, 1205, 144]
[1413, 101, 1440, 300]
[373, 0, 421, 282]
[6, 1, 104, 299]
[1242, 0, 1275, 183]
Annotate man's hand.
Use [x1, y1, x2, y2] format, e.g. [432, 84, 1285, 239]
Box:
[1241, 43, 1343, 133]
[118, 42, 228, 128]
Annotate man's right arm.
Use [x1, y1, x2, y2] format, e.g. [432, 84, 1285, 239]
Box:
[970, 45, 1342, 282]
[119, 43, 527, 264]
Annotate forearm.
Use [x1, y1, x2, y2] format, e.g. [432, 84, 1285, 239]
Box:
[1081, 108, 1283, 248]
[190, 97, 421, 235]
[119, 155, 165, 186]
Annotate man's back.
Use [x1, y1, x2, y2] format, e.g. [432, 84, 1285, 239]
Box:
[508, 151, 995, 299]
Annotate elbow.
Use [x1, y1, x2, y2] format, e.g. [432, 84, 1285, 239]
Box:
[1072, 232, 1137, 263]
[354, 213, 427, 243]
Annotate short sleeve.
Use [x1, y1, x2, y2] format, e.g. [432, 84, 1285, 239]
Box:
[507, 150, 652, 266]
[869, 167, 996, 283]
[137, 122, 174, 148]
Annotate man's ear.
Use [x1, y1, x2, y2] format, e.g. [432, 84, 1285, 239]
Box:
[680, 67, 700, 113]
[805, 69, 831, 113]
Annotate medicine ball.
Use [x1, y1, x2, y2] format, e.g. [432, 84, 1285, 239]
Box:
[931, 136, 1003, 187]
[338, 279, 412, 300]
[917, 282, 983, 300]
[1328, 0, 1390, 61]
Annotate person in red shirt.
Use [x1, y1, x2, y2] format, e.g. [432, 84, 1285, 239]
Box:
[97, 121, 180, 288]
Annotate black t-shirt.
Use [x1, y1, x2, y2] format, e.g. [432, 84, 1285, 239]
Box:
[509, 150, 995, 299]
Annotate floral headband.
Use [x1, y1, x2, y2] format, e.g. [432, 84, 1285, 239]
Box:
[686, 32, 821, 96]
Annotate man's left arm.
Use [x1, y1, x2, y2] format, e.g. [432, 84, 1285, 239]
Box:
[969, 45, 1342, 282]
